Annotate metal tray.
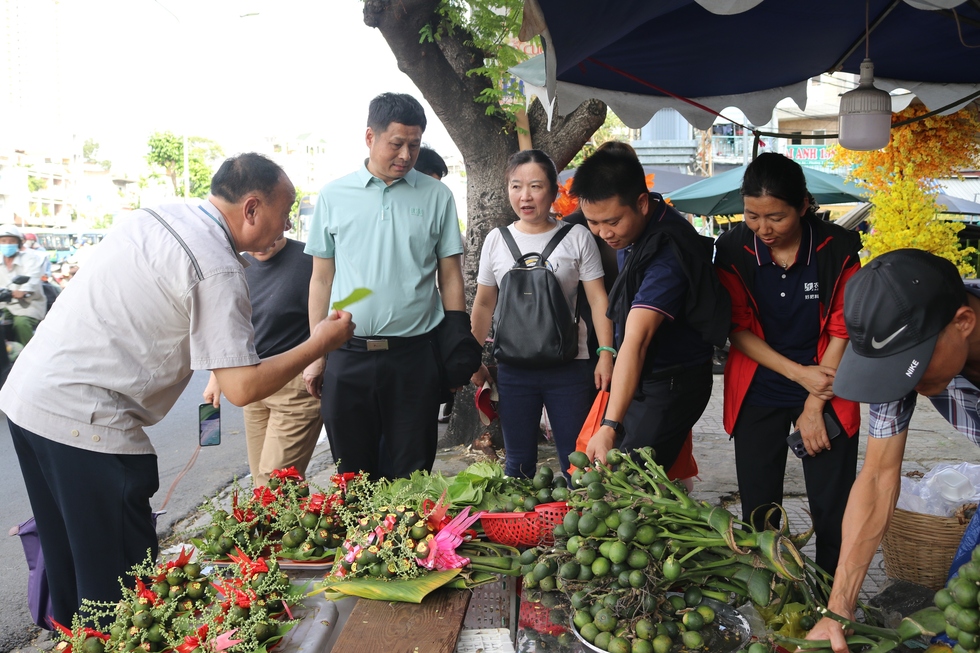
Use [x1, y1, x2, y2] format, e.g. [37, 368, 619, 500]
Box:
[569, 597, 751, 653]
[275, 584, 340, 652]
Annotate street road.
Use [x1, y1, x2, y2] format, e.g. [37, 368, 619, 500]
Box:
[0, 370, 249, 652]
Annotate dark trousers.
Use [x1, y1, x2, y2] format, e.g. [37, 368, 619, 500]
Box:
[496, 359, 596, 478]
[620, 360, 713, 471]
[732, 404, 859, 574]
[9, 420, 159, 627]
[321, 337, 441, 479]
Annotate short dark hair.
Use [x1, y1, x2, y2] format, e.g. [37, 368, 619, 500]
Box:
[571, 149, 647, 207]
[415, 146, 448, 178]
[505, 149, 559, 195]
[367, 93, 427, 133]
[210, 153, 286, 203]
[596, 140, 638, 159]
[741, 152, 818, 216]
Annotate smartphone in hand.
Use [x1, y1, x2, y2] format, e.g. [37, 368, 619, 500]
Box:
[198, 403, 221, 447]
[787, 410, 841, 458]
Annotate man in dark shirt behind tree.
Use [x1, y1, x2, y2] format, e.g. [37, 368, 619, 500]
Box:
[204, 228, 323, 486]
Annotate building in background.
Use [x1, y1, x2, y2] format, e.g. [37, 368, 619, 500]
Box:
[627, 72, 879, 177]
[24, 152, 74, 227]
[774, 73, 857, 173]
[74, 163, 138, 224]
[0, 149, 76, 227]
[0, 145, 140, 228]
[631, 109, 698, 174]
[0, 152, 28, 224]
[263, 133, 332, 192]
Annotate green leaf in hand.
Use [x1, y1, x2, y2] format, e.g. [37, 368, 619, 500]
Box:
[332, 288, 372, 312]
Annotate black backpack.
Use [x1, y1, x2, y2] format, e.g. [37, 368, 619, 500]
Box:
[492, 224, 579, 368]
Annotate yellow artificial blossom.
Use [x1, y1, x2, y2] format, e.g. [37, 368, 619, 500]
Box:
[831, 104, 980, 276]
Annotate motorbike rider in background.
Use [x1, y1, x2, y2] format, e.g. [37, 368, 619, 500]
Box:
[0, 225, 47, 345]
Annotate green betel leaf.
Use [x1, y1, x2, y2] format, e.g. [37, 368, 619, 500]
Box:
[312, 569, 461, 604]
[896, 606, 946, 641]
[332, 288, 373, 312]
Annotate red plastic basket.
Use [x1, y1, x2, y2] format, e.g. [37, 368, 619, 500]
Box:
[519, 598, 566, 636]
[534, 502, 570, 546]
[481, 502, 571, 547]
[480, 511, 541, 547]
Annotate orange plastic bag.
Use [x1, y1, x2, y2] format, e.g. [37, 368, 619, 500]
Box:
[569, 390, 698, 481]
[571, 391, 609, 469]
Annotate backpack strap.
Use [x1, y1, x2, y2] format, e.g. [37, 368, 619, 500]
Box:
[540, 223, 573, 264]
[497, 225, 524, 263]
[498, 223, 574, 267]
[528, 223, 581, 323]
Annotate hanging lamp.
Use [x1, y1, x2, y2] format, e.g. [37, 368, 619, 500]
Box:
[837, 3, 893, 151]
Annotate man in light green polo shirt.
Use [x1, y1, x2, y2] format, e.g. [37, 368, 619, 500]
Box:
[305, 92, 465, 478]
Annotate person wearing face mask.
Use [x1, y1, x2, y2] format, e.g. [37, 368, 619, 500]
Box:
[0, 224, 47, 345]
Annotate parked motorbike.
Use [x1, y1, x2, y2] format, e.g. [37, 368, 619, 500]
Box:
[0, 274, 32, 388]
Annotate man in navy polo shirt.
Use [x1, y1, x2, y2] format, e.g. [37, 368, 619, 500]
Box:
[572, 149, 730, 469]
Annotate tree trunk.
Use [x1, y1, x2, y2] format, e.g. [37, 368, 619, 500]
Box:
[365, 0, 606, 447]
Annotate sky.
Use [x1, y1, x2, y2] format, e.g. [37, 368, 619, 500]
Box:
[10, 0, 462, 180]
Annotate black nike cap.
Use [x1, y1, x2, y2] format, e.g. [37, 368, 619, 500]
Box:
[834, 249, 965, 404]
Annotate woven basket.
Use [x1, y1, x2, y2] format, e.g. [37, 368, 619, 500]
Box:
[880, 507, 971, 591]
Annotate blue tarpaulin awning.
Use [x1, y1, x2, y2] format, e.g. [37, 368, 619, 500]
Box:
[516, 0, 980, 130]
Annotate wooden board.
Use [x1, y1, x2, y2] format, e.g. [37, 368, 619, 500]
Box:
[331, 588, 472, 653]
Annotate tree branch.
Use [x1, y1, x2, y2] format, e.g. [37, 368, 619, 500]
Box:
[528, 97, 607, 171]
[364, 0, 508, 154]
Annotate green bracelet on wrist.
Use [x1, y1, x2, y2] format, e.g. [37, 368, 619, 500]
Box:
[596, 346, 617, 358]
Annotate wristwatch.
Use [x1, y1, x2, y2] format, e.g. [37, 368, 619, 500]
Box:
[600, 418, 624, 435]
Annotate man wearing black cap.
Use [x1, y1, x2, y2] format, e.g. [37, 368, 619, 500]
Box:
[807, 248, 978, 652]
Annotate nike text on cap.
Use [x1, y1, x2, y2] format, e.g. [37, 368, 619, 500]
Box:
[834, 248, 965, 404]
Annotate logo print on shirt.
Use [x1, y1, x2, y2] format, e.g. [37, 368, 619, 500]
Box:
[410, 207, 424, 216]
[803, 281, 819, 301]
[871, 325, 908, 349]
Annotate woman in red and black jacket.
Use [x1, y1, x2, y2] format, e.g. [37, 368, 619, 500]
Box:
[714, 153, 862, 575]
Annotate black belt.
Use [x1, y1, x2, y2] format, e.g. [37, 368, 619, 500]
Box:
[343, 333, 432, 352]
